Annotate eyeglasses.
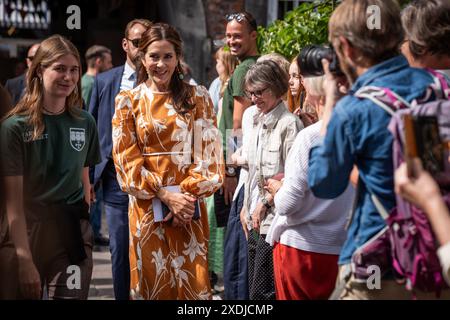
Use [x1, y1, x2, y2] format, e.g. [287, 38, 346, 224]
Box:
[245, 87, 269, 99]
[126, 38, 141, 48]
[226, 12, 257, 31]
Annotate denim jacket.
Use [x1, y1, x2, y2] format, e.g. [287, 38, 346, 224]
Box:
[307, 55, 434, 264]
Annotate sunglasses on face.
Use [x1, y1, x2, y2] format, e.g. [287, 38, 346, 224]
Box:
[226, 12, 257, 31]
[126, 38, 141, 48]
[245, 86, 269, 99]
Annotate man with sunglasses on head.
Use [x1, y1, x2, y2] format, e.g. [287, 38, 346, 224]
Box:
[88, 18, 151, 300]
[4, 43, 40, 107]
[221, 11, 259, 300]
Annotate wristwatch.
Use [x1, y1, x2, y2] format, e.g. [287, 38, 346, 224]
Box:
[261, 197, 272, 210]
[226, 166, 237, 177]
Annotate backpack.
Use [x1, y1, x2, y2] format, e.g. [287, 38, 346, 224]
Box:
[350, 69, 450, 297]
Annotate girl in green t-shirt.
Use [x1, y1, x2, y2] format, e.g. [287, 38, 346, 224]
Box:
[1, 35, 100, 300]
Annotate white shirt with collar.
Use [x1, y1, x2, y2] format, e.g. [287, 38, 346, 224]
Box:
[120, 62, 137, 92]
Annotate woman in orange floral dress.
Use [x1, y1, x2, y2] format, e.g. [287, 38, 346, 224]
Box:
[112, 23, 224, 300]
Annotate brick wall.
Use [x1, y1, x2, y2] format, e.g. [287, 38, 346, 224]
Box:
[201, 0, 244, 84]
[203, 0, 245, 43]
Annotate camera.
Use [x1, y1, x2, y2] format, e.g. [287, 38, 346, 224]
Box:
[298, 45, 343, 77]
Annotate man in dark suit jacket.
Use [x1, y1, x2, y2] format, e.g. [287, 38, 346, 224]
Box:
[89, 18, 151, 300]
[5, 43, 40, 106]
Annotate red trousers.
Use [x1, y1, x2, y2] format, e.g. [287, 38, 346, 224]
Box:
[273, 242, 339, 300]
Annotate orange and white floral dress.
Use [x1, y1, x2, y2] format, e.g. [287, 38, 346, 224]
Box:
[112, 83, 224, 300]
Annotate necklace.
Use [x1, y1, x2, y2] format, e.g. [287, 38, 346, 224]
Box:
[43, 106, 65, 115]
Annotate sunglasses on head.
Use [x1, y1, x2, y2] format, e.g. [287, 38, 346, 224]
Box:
[126, 38, 141, 48]
[226, 12, 257, 31]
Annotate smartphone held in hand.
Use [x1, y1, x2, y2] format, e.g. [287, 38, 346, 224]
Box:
[403, 114, 445, 178]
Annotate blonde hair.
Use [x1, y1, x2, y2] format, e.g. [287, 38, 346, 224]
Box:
[257, 53, 290, 77]
[329, 0, 403, 65]
[5, 35, 82, 140]
[216, 47, 238, 97]
[303, 75, 325, 98]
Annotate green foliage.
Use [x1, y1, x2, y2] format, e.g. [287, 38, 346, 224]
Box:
[257, 0, 335, 60]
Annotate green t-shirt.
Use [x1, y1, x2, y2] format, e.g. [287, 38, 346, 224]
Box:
[81, 74, 95, 109]
[0, 109, 101, 205]
[218, 56, 258, 151]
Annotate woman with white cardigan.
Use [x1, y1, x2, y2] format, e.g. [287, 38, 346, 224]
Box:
[265, 75, 355, 300]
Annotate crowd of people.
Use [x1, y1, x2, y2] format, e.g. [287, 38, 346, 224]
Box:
[0, 0, 449, 300]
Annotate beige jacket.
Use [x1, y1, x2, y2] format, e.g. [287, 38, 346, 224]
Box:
[243, 101, 303, 234]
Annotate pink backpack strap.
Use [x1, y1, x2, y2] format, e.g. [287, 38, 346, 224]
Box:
[355, 86, 411, 116]
[425, 68, 450, 100]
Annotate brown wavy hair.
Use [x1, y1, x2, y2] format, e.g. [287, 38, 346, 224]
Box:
[5, 35, 82, 139]
[137, 23, 194, 114]
[287, 55, 305, 113]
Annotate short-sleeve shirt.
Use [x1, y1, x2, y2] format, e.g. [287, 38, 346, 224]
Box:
[81, 74, 95, 109]
[0, 109, 101, 205]
[219, 56, 258, 151]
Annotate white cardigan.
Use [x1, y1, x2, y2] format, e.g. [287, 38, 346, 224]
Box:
[266, 120, 355, 255]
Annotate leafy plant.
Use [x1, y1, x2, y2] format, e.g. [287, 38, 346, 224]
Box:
[257, 0, 413, 60]
[257, 0, 335, 60]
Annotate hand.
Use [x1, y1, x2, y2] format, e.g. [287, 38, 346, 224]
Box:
[319, 58, 349, 136]
[264, 179, 283, 198]
[84, 184, 92, 211]
[222, 176, 238, 206]
[90, 184, 96, 203]
[394, 159, 441, 210]
[321, 59, 348, 106]
[239, 207, 249, 240]
[159, 190, 196, 224]
[231, 148, 245, 166]
[18, 257, 41, 299]
[230, 152, 239, 165]
[293, 107, 301, 116]
[251, 203, 267, 231]
[171, 215, 186, 228]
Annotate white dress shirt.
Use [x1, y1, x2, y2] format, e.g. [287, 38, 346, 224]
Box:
[120, 62, 136, 92]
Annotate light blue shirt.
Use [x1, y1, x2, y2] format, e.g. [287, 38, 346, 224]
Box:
[208, 77, 222, 114]
[120, 62, 136, 92]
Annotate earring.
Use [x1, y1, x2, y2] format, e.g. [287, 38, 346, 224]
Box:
[178, 65, 184, 80]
